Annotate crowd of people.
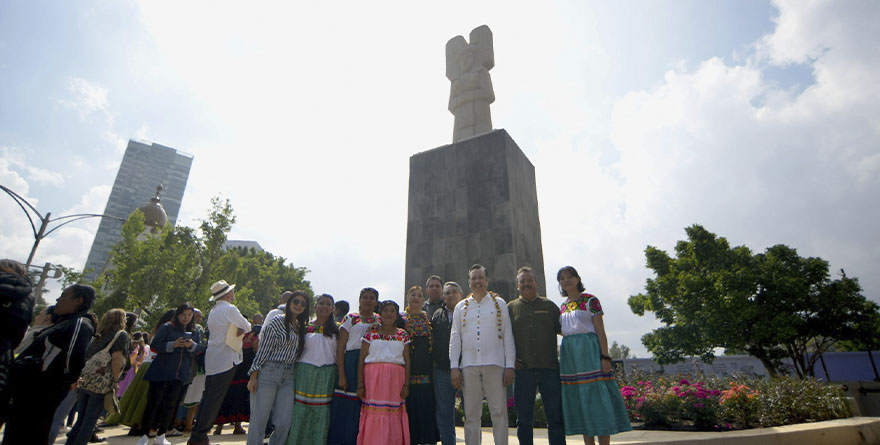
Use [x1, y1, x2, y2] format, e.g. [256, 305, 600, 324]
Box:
[0, 258, 631, 445]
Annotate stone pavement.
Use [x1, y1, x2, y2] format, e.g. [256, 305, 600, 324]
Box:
[48, 417, 880, 444]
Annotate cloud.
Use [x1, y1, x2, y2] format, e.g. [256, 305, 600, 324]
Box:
[1, 146, 65, 186]
[59, 77, 111, 121]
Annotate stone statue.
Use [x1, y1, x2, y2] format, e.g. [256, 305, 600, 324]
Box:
[446, 25, 495, 143]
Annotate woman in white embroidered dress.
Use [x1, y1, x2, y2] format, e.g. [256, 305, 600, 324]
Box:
[557, 266, 631, 445]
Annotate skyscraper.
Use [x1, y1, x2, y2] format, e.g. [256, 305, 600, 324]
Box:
[83, 139, 193, 280]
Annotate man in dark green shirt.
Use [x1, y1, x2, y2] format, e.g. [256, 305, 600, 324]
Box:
[507, 266, 565, 445]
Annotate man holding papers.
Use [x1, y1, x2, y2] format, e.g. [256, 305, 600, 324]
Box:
[187, 280, 251, 445]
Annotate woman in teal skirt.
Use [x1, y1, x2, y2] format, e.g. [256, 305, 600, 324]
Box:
[327, 287, 380, 445]
[557, 266, 631, 445]
[287, 293, 339, 444]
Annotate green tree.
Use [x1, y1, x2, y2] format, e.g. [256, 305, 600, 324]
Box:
[629, 224, 877, 377]
[609, 341, 634, 360]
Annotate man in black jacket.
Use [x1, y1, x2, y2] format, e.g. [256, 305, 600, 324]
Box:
[2, 284, 96, 445]
[431, 281, 463, 445]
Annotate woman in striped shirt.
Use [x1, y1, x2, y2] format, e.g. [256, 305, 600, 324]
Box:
[287, 293, 339, 444]
[246, 291, 308, 445]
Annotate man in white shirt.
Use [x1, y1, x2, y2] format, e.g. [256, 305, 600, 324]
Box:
[187, 280, 251, 445]
[449, 264, 516, 445]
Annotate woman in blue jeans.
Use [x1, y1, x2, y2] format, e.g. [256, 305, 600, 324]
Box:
[246, 290, 308, 445]
[65, 309, 129, 445]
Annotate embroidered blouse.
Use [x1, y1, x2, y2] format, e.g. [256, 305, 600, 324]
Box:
[402, 311, 432, 338]
[362, 326, 411, 365]
[559, 293, 604, 337]
[298, 322, 337, 367]
[341, 313, 379, 351]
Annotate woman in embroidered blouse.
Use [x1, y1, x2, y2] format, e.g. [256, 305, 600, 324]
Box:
[556, 266, 631, 445]
[402, 286, 440, 444]
[327, 287, 380, 445]
[246, 291, 308, 445]
[357, 300, 411, 445]
[287, 293, 339, 445]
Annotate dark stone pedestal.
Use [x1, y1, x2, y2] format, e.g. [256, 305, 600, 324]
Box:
[405, 129, 545, 300]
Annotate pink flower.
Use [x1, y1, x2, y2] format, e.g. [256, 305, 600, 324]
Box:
[679, 379, 690, 385]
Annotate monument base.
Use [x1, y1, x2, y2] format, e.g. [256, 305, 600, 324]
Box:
[405, 129, 545, 300]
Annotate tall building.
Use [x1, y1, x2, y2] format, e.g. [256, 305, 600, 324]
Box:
[83, 139, 193, 281]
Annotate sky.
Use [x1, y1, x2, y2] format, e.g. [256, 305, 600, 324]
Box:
[1, 0, 878, 357]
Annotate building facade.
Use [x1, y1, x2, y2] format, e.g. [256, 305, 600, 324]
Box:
[83, 139, 193, 281]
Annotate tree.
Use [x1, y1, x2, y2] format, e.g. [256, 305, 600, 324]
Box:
[91, 197, 312, 329]
[609, 341, 634, 360]
[629, 224, 878, 377]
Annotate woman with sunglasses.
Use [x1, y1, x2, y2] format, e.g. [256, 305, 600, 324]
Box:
[287, 293, 340, 444]
[557, 266, 631, 445]
[357, 300, 411, 445]
[246, 291, 308, 445]
[327, 287, 380, 445]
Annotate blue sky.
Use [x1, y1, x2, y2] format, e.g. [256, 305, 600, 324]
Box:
[2, 0, 878, 356]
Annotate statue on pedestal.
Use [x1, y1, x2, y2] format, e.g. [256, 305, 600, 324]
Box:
[446, 25, 494, 143]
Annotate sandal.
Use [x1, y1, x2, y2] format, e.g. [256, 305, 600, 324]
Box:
[166, 429, 184, 437]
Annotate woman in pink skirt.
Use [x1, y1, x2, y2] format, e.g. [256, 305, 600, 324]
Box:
[356, 300, 411, 445]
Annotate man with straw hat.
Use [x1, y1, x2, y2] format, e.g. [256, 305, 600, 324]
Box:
[187, 280, 251, 445]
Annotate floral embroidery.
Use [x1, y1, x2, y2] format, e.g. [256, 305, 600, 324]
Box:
[401, 312, 432, 338]
[346, 313, 379, 326]
[461, 291, 504, 339]
[363, 326, 411, 343]
[561, 293, 602, 315]
[305, 322, 327, 334]
[410, 374, 431, 385]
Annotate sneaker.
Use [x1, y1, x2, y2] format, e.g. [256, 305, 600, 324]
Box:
[166, 428, 184, 437]
[135, 435, 150, 445]
[154, 434, 172, 445]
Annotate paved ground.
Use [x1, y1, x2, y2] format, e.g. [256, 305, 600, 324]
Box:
[47, 417, 880, 444]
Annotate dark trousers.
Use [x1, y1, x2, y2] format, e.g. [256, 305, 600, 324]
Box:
[65, 389, 106, 445]
[2, 376, 67, 445]
[141, 380, 185, 435]
[514, 368, 566, 445]
[188, 367, 236, 443]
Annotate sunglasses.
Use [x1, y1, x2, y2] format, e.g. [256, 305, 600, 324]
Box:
[291, 299, 308, 307]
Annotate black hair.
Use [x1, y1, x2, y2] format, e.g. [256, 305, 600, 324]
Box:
[285, 291, 309, 361]
[425, 275, 443, 286]
[360, 287, 379, 299]
[316, 294, 340, 337]
[556, 265, 586, 296]
[172, 302, 196, 331]
[157, 309, 176, 330]
[378, 300, 405, 328]
[67, 284, 96, 312]
[125, 312, 138, 333]
[334, 300, 350, 314]
[469, 264, 488, 279]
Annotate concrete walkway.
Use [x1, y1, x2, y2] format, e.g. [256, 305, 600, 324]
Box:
[50, 417, 880, 444]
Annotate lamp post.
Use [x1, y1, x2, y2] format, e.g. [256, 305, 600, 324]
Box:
[1, 184, 128, 268]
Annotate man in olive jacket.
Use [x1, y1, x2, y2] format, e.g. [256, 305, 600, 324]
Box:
[507, 266, 565, 445]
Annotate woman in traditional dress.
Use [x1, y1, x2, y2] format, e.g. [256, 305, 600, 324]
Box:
[556, 266, 631, 445]
[327, 287, 380, 445]
[356, 300, 411, 445]
[287, 293, 339, 444]
[246, 292, 307, 445]
[118, 332, 147, 397]
[402, 286, 439, 444]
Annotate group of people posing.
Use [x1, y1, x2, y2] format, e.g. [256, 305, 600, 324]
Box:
[0, 259, 631, 445]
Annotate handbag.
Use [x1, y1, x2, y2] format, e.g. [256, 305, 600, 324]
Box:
[104, 390, 120, 415]
[80, 331, 124, 394]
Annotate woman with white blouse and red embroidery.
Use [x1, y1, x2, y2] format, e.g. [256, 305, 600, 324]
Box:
[328, 287, 380, 445]
[356, 300, 412, 445]
[557, 266, 631, 445]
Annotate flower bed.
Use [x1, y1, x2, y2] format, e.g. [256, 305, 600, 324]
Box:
[618, 370, 852, 431]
